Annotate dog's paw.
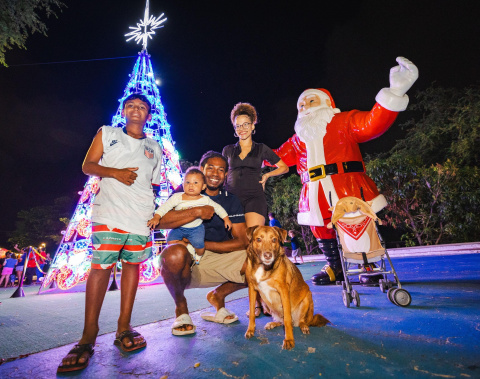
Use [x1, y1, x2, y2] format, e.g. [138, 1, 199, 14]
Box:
[265, 321, 282, 330]
[245, 329, 255, 339]
[282, 339, 295, 350]
[300, 323, 310, 334]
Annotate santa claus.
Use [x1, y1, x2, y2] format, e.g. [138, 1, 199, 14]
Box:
[273, 57, 418, 285]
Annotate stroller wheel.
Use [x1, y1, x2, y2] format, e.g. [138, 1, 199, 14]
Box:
[342, 290, 351, 308]
[351, 289, 360, 307]
[379, 280, 386, 293]
[392, 288, 412, 307]
[387, 287, 397, 305]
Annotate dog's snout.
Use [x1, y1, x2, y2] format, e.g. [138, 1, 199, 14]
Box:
[263, 251, 273, 260]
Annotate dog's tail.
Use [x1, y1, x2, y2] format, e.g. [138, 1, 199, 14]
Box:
[311, 313, 330, 327]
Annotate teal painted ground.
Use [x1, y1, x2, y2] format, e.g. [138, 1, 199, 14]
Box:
[0, 254, 479, 378]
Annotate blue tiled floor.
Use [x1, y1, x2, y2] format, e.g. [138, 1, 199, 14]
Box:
[0, 254, 479, 378]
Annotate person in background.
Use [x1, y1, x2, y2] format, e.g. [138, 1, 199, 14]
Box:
[25, 248, 37, 285]
[36, 247, 47, 284]
[0, 252, 16, 287]
[13, 245, 26, 286]
[287, 230, 304, 264]
[268, 212, 282, 228]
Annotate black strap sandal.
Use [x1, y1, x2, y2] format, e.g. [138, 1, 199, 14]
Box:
[114, 329, 147, 352]
[57, 343, 94, 373]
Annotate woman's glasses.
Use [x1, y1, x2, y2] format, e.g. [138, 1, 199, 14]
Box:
[234, 122, 252, 131]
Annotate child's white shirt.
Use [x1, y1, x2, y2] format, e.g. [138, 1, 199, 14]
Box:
[155, 192, 228, 228]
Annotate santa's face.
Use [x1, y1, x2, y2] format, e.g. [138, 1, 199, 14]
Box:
[297, 94, 332, 117]
[295, 102, 336, 142]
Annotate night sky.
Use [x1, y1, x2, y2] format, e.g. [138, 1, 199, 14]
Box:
[0, 0, 479, 246]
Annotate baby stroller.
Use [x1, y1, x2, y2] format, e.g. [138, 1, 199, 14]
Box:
[328, 197, 411, 308]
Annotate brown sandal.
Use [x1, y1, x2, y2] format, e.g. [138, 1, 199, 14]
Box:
[57, 343, 94, 373]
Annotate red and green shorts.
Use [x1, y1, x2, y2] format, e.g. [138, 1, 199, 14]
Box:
[91, 223, 153, 270]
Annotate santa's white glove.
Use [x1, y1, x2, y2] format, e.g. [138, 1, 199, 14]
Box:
[376, 56, 419, 112]
[389, 57, 419, 97]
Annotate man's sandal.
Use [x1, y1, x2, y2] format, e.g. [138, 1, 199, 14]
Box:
[57, 343, 94, 373]
[114, 329, 147, 352]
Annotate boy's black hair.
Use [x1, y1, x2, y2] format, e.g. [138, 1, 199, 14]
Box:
[268, 212, 276, 218]
[123, 93, 152, 114]
[199, 151, 229, 171]
[185, 167, 206, 183]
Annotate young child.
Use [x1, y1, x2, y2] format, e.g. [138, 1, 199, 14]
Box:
[148, 167, 232, 259]
[288, 230, 304, 264]
[58, 93, 162, 373]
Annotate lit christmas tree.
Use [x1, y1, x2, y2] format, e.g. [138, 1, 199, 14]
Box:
[40, 2, 182, 293]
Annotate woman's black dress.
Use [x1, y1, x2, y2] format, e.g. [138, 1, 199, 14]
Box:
[222, 141, 280, 218]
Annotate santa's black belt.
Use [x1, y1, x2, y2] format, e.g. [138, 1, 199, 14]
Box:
[301, 161, 364, 183]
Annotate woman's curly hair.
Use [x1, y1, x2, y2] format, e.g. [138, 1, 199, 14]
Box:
[230, 102, 258, 125]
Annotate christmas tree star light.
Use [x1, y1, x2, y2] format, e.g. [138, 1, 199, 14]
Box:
[125, 0, 167, 50]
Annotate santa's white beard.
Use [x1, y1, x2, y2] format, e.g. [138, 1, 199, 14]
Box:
[295, 106, 339, 142]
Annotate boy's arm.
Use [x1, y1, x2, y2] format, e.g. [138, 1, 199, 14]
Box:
[204, 221, 248, 253]
[82, 130, 139, 185]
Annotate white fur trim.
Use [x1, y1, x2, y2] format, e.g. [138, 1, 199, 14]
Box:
[298, 211, 324, 227]
[375, 88, 409, 112]
[370, 194, 388, 213]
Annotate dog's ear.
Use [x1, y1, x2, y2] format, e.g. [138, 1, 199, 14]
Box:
[246, 226, 259, 241]
[273, 227, 288, 244]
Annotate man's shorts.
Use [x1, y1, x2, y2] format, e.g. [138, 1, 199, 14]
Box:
[91, 223, 153, 270]
[167, 224, 205, 249]
[187, 249, 247, 289]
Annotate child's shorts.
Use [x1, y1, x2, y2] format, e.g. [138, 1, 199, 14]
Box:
[291, 248, 302, 257]
[91, 223, 153, 270]
[167, 224, 205, 249]
[2, 267, 13, 276]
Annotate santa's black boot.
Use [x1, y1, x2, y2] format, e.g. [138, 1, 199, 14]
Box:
[311, 239, 343, 285]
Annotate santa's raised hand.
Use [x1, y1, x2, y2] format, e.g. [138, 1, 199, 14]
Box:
[389, 56, 419, 97]
[375, 56, 418, 112]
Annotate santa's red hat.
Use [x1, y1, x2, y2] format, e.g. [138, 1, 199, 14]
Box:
[297, 88, 335, 109]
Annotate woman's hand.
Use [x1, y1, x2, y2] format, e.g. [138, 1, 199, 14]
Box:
[259, 174, 269, 190]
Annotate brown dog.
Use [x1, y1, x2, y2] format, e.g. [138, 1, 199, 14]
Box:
[244, 226, 330, 350]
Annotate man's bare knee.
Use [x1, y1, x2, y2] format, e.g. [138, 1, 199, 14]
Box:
[160, 244, 190, 274]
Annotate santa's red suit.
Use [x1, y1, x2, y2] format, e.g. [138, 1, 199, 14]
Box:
[273, 102, 398, 240]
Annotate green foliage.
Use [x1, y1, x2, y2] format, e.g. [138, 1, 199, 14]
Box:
[366, 85, 480, 245]
[8, 195, 75, 250]
[265, 173, 319, 255]
[392, 86, 480, 167]
[0, 0, 65, 67]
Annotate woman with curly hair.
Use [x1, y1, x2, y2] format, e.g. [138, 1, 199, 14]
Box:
[222, 102, 288, 228]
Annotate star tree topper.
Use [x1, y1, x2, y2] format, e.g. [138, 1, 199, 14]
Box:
[125, 0, 167, 50]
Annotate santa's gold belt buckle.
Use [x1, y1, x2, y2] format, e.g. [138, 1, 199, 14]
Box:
[308, 165, 326, 181]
